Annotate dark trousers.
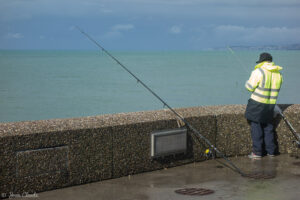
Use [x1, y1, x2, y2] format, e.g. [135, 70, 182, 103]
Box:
[250, 121, 276, 156]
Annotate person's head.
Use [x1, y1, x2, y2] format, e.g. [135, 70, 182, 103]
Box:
[256, 52, 272, 63]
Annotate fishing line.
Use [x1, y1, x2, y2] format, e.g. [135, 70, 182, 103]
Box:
[76, 26, 245, 176]
[227, 47, 252, 101]
[227, 47, 250, 74]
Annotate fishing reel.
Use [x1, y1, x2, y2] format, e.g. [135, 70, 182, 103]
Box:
[293, 133, 300, 148]
[294, 134, 300, 148]
[295, 141, 300, 148]
[204, 148, 215, 159]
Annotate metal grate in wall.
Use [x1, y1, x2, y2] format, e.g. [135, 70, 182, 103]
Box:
[151, 127, 187, 158]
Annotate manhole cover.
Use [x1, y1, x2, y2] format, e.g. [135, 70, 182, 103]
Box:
[175, 188, 214, 196]
[242, 172, 275, 179]
[293, 162, 300, 166]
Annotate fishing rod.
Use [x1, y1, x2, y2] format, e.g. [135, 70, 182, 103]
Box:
[228, 47, 300, 147]
[77, 27, 245, 176]
[274, 106, 300, 147]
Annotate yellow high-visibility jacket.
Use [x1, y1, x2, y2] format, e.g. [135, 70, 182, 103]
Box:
[245, 62, 283, 104]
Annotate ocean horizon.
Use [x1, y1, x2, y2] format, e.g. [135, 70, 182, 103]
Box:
[1, 49, 299, 122]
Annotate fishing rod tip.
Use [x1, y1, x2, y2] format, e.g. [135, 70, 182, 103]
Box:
[75, 26, 84, 33]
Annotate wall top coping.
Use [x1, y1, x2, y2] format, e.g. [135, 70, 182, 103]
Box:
[0, 104, 299, 137]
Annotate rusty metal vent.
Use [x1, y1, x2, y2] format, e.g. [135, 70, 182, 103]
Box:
[175, 188, 214, 196]
[242, 172, 275, 179]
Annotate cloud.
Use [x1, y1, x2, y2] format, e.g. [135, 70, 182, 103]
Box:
[5, 32, 24, 39]
[212, 25, 300, 45]
[0, 0, 113, 22]
[246, 27, 300, 45]
[103, 31, 122, 39]
[102, 24, 135, 39]
[2, 0, 300, 22]
[170, 25, 182, 34]
[112, 24, 134, 31]
[0, 0, 299, 29]
[1, 0, 300, 50]
[103, 0, 300, 7]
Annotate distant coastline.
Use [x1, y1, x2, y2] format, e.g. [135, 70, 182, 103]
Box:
[229, 44, 300, 50]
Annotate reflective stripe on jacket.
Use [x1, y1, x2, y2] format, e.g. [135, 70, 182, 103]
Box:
[245, 62, 283, 104]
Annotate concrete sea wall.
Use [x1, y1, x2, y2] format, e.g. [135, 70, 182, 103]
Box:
[1, 104, 300, 195]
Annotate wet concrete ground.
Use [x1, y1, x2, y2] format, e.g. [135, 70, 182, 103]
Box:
[18, 154, 300, 200]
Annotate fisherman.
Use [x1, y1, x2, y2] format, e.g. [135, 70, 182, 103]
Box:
[245, 52, 283, 158]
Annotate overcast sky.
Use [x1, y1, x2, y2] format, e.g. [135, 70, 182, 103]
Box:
[1, 0, 300, 50]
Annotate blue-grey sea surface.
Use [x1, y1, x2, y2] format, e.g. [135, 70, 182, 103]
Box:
[0, 50, 299, 122]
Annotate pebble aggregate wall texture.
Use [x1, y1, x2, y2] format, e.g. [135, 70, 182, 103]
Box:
[213, 105, 252, 157]
[111, 107, 217, 179]
[0, 104, 299, 196]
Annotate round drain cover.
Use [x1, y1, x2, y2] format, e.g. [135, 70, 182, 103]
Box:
[242, 172, 275, 179]
[175, 188, 214, 196]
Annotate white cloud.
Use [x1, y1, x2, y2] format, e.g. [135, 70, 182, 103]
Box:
[112, 24, 134, 31]
[102, 24, 135, 39]
[104, 0, 300, 6]
[1, 0, 300, 23]
[0, 0, 113, 22]
[170, 25, 182, 34]
[213, 25, 300, 45]
[102, 9, 113, 14]
[5, 32, 24, 39]
[103, 31, 122, 39]
[215, 25, 246, 33]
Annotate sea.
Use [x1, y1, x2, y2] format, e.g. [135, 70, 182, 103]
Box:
[0, 50, 299, 123]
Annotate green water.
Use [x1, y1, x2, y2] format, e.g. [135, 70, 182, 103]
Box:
[0, 50, 299, 122]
